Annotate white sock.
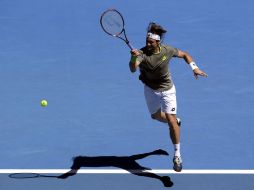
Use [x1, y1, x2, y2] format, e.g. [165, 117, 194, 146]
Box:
[174, 143, 181, 157]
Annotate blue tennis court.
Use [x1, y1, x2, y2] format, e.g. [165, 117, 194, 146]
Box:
[1, 0, 254, 188]
[0, 173, 254, 190]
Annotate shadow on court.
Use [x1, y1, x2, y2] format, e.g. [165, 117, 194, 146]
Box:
[58, 149, 173, 187]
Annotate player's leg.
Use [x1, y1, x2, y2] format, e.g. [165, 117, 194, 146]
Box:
[165, 114, 180, 144]
[161, 86, 182, 172]
[151, 109, 181, 126]
[151, 108, 167, 123]
[144, 84, 182, 171]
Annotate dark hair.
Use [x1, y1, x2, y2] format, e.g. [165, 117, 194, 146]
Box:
[147, 22, 167, 41]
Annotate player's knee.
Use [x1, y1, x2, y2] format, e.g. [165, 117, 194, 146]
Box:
[151, 109, 161, 120]
[166, 115, 177, 126]
[151, 110, 161, 120]
[151, 114, 156, 120]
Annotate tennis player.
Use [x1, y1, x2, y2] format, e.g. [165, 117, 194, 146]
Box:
[129, 23, 207, 172]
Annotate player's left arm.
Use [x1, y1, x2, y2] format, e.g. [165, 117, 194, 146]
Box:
[176, 49, 208, 79]
[129, 49, 142, 73]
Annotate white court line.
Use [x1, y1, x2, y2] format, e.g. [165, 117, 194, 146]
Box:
[1, 169, 254, 174]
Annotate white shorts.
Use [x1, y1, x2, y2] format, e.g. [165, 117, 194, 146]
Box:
[144, 85, 177, 114]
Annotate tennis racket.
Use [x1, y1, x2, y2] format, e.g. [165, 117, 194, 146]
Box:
[9, 173, 58, 179]
[100, 9, 134, 50]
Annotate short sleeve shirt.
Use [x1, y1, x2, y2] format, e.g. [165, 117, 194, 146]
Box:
[137, 44, 178, 91]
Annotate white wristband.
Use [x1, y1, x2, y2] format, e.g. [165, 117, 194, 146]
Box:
[189, 62, 199, 70]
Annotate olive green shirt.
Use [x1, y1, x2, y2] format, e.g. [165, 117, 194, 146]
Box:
[137, 44, 179, 91]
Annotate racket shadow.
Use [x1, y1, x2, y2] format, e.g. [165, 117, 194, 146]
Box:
[9, 173, 59, 179]
[58, 149, 173, 187]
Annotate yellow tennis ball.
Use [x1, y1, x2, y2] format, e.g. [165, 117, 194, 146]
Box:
[41, 100, 48, 107]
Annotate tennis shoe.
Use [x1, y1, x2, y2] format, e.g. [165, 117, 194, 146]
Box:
[173, 156, 182, 172]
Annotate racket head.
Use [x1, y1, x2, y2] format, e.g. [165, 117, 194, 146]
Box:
[100, 9, 125, 37]
[9, 173, 40, 179]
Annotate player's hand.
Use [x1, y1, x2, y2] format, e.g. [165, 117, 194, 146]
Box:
[130, 49, 140, 56]
[193, 68, 208, 79]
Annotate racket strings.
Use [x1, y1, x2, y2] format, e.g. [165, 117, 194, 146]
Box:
[101, 10, 124, 36]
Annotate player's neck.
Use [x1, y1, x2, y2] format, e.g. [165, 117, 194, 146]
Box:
[153, 46, 161, 54]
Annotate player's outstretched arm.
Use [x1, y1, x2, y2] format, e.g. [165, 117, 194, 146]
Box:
[177, 50, 208, 79]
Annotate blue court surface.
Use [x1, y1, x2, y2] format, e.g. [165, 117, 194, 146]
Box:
[0, 0, 254, 189]
[0, 173, 254, 190]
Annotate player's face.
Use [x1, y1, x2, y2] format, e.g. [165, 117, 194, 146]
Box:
[146, 37, 159, 53]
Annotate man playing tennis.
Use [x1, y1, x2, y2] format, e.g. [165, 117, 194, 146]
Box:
[129, 23, 207, 172]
